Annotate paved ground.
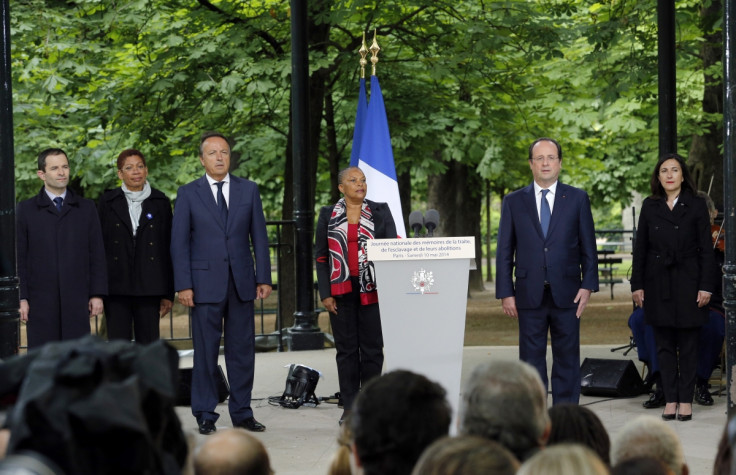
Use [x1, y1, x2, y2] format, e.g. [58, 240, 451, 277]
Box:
[178, 343, 728, 474]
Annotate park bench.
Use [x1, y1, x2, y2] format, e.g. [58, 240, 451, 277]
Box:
[598, 249, 623, 299]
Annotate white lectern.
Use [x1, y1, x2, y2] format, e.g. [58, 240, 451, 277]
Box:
[366, 237, 475, 428]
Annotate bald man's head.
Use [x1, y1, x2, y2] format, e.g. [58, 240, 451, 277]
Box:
[193, 429, 272, 475]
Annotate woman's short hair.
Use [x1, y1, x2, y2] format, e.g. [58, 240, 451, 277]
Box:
[116, 149, 146, 170]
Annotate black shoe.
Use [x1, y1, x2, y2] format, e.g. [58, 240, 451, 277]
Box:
[236, 417, 266, 432]
[662, 412, 676, 421]
[677, 413, 692, 421]
[643, 390, 665, 409]
[198, 419, 216, 435]
[694, 384, 714, 406]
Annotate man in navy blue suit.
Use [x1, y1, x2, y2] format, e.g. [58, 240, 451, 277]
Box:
[496, 138, 598, 405]
[171, 132, 272, 434]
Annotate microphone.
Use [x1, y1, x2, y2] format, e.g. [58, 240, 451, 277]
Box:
[424, 209, 439, 237]
[409, 211, 424, 238]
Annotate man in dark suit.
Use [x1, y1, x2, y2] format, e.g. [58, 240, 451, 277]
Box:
[16, 148, 107, 349]
[171, 132, 272, 435]
[496, 138, 598, 404]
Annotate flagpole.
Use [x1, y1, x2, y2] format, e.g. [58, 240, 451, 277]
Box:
[359, 33, 368, 79]
[356, 32, 408, 237]
[370, 30, 380, 76]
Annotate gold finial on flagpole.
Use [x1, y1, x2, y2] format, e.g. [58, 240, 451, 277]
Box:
[370, 29, 380, 76]
[359, 32, 368, 79]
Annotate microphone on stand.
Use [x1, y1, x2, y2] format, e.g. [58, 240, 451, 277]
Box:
[409, 211, 424, 238]
[424, 209, 439, 237]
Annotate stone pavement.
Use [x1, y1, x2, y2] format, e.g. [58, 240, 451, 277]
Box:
[178, 344, 728, 474]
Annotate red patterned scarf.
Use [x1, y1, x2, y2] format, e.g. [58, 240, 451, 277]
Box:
[327, 199, 378, 305]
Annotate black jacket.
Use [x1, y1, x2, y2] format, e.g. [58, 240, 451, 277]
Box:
[98, 187, 174, 299]
[631, 190, 716, 328]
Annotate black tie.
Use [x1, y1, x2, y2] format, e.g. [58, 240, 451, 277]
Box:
[216, 182, 228, 225]
[53, 197, 63, 212]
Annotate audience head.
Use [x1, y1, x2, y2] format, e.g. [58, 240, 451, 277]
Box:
[328, 414, 353, 475]
[611, 415, 687, 475]
[611, 455, 674, 475]
[459, 360, 550, 462]
[411, 435, 519, 475]
[350, 370, 451, 475]
[193, 428, 272, 475]
[517, 443, 608, 475]
[547, 403, 610, 465]
[713, 417, 736, 475]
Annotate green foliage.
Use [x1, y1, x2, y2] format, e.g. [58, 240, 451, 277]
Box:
[9, 0, 720, 226]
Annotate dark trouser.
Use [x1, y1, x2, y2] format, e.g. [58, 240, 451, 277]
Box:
[105, 295, 161, 344]
[331, 277, 384, 410]
[518, 287, 581, 405]
[630, 308, 724, 382]
[191, 271, 255, 425]
[652, 325, 700, 403]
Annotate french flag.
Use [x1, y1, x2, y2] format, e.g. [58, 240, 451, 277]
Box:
[354, 75, 406, 238]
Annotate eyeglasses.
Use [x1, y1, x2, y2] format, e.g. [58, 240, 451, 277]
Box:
[531, 155, 559, 163]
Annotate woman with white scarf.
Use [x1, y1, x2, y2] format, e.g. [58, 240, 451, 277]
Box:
[98, 149, 174, 344]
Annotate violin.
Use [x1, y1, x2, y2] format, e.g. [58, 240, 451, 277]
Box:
[712, 223, 725, 252]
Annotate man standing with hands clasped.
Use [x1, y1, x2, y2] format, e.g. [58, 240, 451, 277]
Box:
[16, 148, 107, 349]
[495, 138, 598, 405]
[171, 132, 272, 435]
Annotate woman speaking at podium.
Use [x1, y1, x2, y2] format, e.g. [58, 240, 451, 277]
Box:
[315, 166, 397, 424]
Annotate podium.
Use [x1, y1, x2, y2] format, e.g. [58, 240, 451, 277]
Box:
[366, 237, 475, 426]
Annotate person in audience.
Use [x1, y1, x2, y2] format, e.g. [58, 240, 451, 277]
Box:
[350, 370, 451, 475]
[517, 443, 608, 475]
[0, 336, 188, 474]
[611, 455, 675, 475]
[547, 403, 610, 465]
[459, 360, 550, 462]
[610, 415, 688, 475]
[713, 418, 735, 475]
[328, 413, 353, 475]
[193, 428, 273, 475]
[411, 435, 519, 475]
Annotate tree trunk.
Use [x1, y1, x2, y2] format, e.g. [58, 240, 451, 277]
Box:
[689, 0, 723, 210]
[427, 158, 485, 292]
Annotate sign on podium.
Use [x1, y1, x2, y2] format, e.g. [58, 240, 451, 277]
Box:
[366, 237, 475, 428]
